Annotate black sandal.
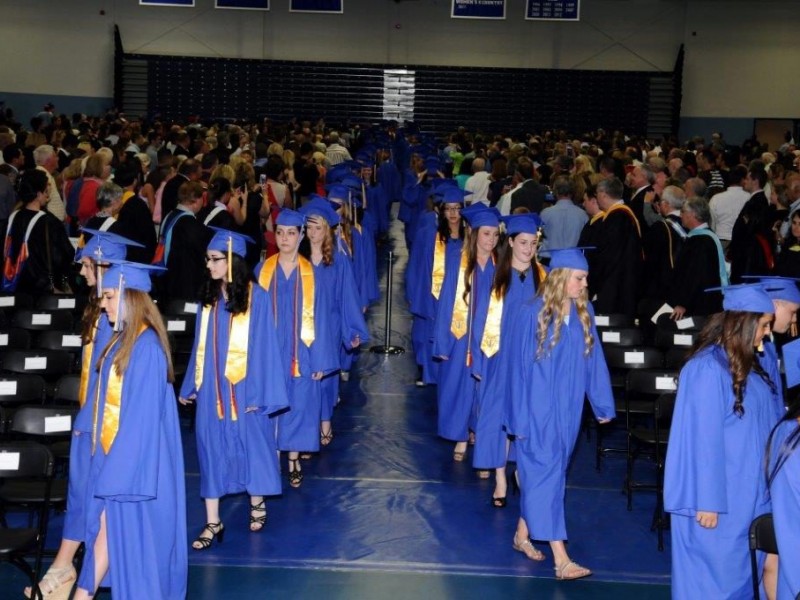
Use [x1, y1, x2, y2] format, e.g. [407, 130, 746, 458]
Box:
[320, 428, 334, 446]
[288, 459, 303, 488]
[250, 500, 267, 532]
[192, 522, 224, 550]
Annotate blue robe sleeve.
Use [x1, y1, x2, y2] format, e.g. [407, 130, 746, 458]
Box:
[432, 249, 461, 359]
[760, 341, 786, 421]
[178, 302, 203, 399]
[664, 350, 730, 517]
[336, 257, 370, 345]
[247, 286, 290, 415]
[309, 274, 343, 376]
[585, 305, 616, 420]
[406, 227, 435, 317]
[768, 421, 800, 599]
[94, 332, 172, 502]
[505, 301, 538, 439]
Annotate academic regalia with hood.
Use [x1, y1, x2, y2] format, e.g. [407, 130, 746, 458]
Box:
[593, 202, 642, 318]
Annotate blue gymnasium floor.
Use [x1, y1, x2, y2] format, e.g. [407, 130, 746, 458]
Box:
[0, 216, 672, 599]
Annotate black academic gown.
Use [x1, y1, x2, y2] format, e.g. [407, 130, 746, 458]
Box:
[115, 195, 157, 264]
[197, 203, 237, 231]
[159, 209, 211, 302]
[160, 174, 189, 220]
[627, 185, 652, 232]
[7, 208, 74, 295]
[642, 215, 685, 302]
[666, 233, 723, 316]
[578, 214, 605, 301]
[593, 206, 642, 318]
[727, 191, 774, 283]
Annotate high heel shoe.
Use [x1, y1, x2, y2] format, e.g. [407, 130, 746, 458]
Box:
[250, 500, 267, 532]
[288, 459, 303, 488]
[192, 522, 225, 550]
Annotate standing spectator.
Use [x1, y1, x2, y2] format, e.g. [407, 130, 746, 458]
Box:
[34, 144, 67, 222]
[497, 159, 548, 215]
[325, 132, 351, 166]
[114, 159, 158, 264]
[160, 158, 201, 219]
[464, 157, 491, 206]
[625, 164, 655, 231]
[539, 176, 588, 252]
[709, 165, 749, 251]
[727, 165, 774, 283]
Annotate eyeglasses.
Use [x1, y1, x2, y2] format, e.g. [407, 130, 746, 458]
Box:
[205, 256, 226, 263]
[443, 206, 462, 213]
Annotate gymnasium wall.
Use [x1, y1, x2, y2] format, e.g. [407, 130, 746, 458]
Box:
[0, 0, 797, 144]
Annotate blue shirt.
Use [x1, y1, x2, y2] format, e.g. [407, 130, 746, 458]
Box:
[540, 198, 588, 251]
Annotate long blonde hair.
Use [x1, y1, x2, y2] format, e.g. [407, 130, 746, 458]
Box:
[99, 290, 174, 382]
[535, 268, 593, 359]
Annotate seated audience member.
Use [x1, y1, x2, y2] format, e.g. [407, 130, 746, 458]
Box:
[775, 209, 800, 278]
[667, 196, 725, 319]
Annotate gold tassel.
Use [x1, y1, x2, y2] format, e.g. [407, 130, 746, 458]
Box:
[227, 235, 233, 283]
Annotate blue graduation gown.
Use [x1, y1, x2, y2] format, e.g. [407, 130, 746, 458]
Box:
[506, 300, 615, 540]
[179, 285, 288, 498]
[64, 315, 113, 542]
[760, 338, 788, 419]
[433, 254, 495, 442]
[364, 182, 389, 236]
[664, 346, 778, 600]
[472, 270, 537, 469]
[378, 160, 402, 205]
[311, 253, 370, 421]
[255, 260, 339, 452]
[352, 222, 380, 308]
[767, 419, 800, 600]
[77, 329, 187, 599]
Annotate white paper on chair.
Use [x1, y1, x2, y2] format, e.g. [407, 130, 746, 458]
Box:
[61, 334, 82, 347]
[0, 452, 20, 470]
[675, 317, 695, 330]
[57, 298, 76, 309]
[0, 381, 17, 395]
[595, 315, 610, 327]
[674, 334, 693, 346]
[25, 356, 47, 370]
[651, 303, 673, 324]
[602, 331, 620, 343]
[44, 415, 71, 433]
[0, 297, 14, 307]
[167, 320, 186, 332]
[31, 313, 51, 326]
[624, 351, 645, 364]
[656, 376, 677, 391]
[0, 334, 8, 346]
[183, 302, 198, 314]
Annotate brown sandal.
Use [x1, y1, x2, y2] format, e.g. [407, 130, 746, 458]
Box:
[512, 535, 545, 562]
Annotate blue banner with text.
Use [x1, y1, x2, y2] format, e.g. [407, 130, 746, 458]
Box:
[451, 0, 506, 20]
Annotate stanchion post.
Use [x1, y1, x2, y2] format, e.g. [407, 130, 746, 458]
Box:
[371, 250, 405, 355]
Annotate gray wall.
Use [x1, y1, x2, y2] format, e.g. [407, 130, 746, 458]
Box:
[1, 0, 797, 142]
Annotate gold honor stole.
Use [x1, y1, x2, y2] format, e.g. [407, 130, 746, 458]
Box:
[431, 237, 447, 300]
[194, 285, 253, 420]
[450, 252, 497, 366]
[258, 255, 315, 377]
[604, 203, 642, 238]
[78, 317, 99, 408]
[480, 262, 547, 357]
[92, 325, 147, 455]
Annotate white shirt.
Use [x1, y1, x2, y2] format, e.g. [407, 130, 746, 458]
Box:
[36, 166, 66, 222]
[709, 185, 749, 241]
[464, 172, 491, 206]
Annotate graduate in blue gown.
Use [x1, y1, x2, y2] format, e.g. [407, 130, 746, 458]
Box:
[24, 230, 143, 600]
[74, 260, 187, 600]
[255, 209, 339, 488]
[433, 204, 500, 462]
[299, 197, 369, 446]
[665, 284, 780, 600]
[506, 247, 615, 579]
[765, 353, 800, 600]
[472, 214, 546, 507]
[405, 185, 467, 386]
[179, 228, 289, 550]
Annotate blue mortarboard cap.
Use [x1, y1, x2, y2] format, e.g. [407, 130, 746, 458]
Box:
[425, 157, 441, 175]
[462, 206, 500, 229]
[436, 187, 471, 205]
[544, 247, 594, 271]
[300, 196, 341, 227]
[781, 337, 800, 387]
[76, 228, 144, 263]
[340, 175, 365, 191]
[741, 276, 800, 304]
[276, 208, 306, 228]
[326, 183, 362, 207]
[705, 283, 775, 313]
[102, 259, 165, 293]
[207, 226, 254, 258]
[500, 214, 544, 235]
[431, 178, 458, 191]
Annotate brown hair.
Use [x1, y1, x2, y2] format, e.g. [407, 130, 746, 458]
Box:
[687, 311, 774, 417]
[83, 153, 106, 179]
[99, 290, 174, 382]
[462, 226, 498, 303]
[178, 181, 204, 205]
[535, 268, 593, 358]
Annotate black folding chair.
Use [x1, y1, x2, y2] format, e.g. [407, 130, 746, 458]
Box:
[749, 513, 778, 600]
[0, 349, 74, 380]
[11, 310, 74, 333]
[0, 328, 32, 351]
[0, 374, 47, 433]
[53, 375, 81, 405]
[655, 312, 706, 333]
[599, 327, 645, 348]
[0, 441, 55, 599]
[158, 298, 201, 317]
[35, 294, 86, 314]
[654, 328, 697, 351]
[593, 313, 634, 329]
[0, 293, 33, 312]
